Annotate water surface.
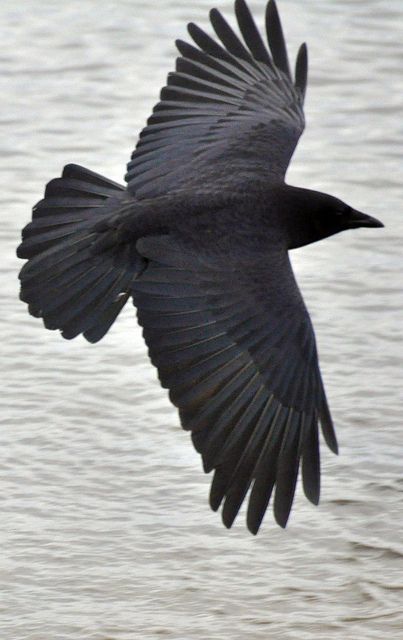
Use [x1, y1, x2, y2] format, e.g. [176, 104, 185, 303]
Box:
[1, 1, 402, 638]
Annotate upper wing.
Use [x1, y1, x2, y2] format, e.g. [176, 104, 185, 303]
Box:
[126, 0, 308, 199]
[132, 235, 337, 534]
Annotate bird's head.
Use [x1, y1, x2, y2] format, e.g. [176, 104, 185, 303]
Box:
[285, 187, 384, 249]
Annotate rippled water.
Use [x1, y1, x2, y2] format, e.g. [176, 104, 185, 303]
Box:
[1, 1, 403, 638]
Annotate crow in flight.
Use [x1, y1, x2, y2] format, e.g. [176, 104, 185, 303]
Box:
[18, 0, 383, 533]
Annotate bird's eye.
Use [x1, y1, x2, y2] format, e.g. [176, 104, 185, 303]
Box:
[337, 206, 351, 216]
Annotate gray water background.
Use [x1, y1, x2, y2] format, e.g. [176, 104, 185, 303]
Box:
[1, 1, 403, 638]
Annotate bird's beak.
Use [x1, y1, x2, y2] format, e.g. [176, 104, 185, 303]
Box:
[348, 209, 384, 229]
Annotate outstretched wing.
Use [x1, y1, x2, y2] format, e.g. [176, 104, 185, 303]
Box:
[126, 0, 308, 199]
[132, 236, 337, 534]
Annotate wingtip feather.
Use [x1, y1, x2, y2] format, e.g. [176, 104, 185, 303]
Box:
[266, 0, 291, 78]
[295, 42, 308, 101]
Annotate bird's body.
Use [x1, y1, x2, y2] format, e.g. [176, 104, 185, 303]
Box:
[17, 0, 382, 534]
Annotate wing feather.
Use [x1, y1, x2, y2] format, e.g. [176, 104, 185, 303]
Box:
[295, 42, 308, 101]
[210, 8, 256, 62]
[265, 0, 291, 78]
[235, 0, 273, 66]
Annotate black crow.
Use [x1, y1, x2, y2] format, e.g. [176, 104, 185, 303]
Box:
[17, 0, 383, 534]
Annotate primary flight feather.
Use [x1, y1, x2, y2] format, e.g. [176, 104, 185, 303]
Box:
[17, 0, 383, 534]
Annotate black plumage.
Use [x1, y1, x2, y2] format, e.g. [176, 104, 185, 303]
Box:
[17, 0, 383, 534]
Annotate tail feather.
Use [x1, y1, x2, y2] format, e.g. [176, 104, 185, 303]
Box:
[18, 164, 142, 342]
